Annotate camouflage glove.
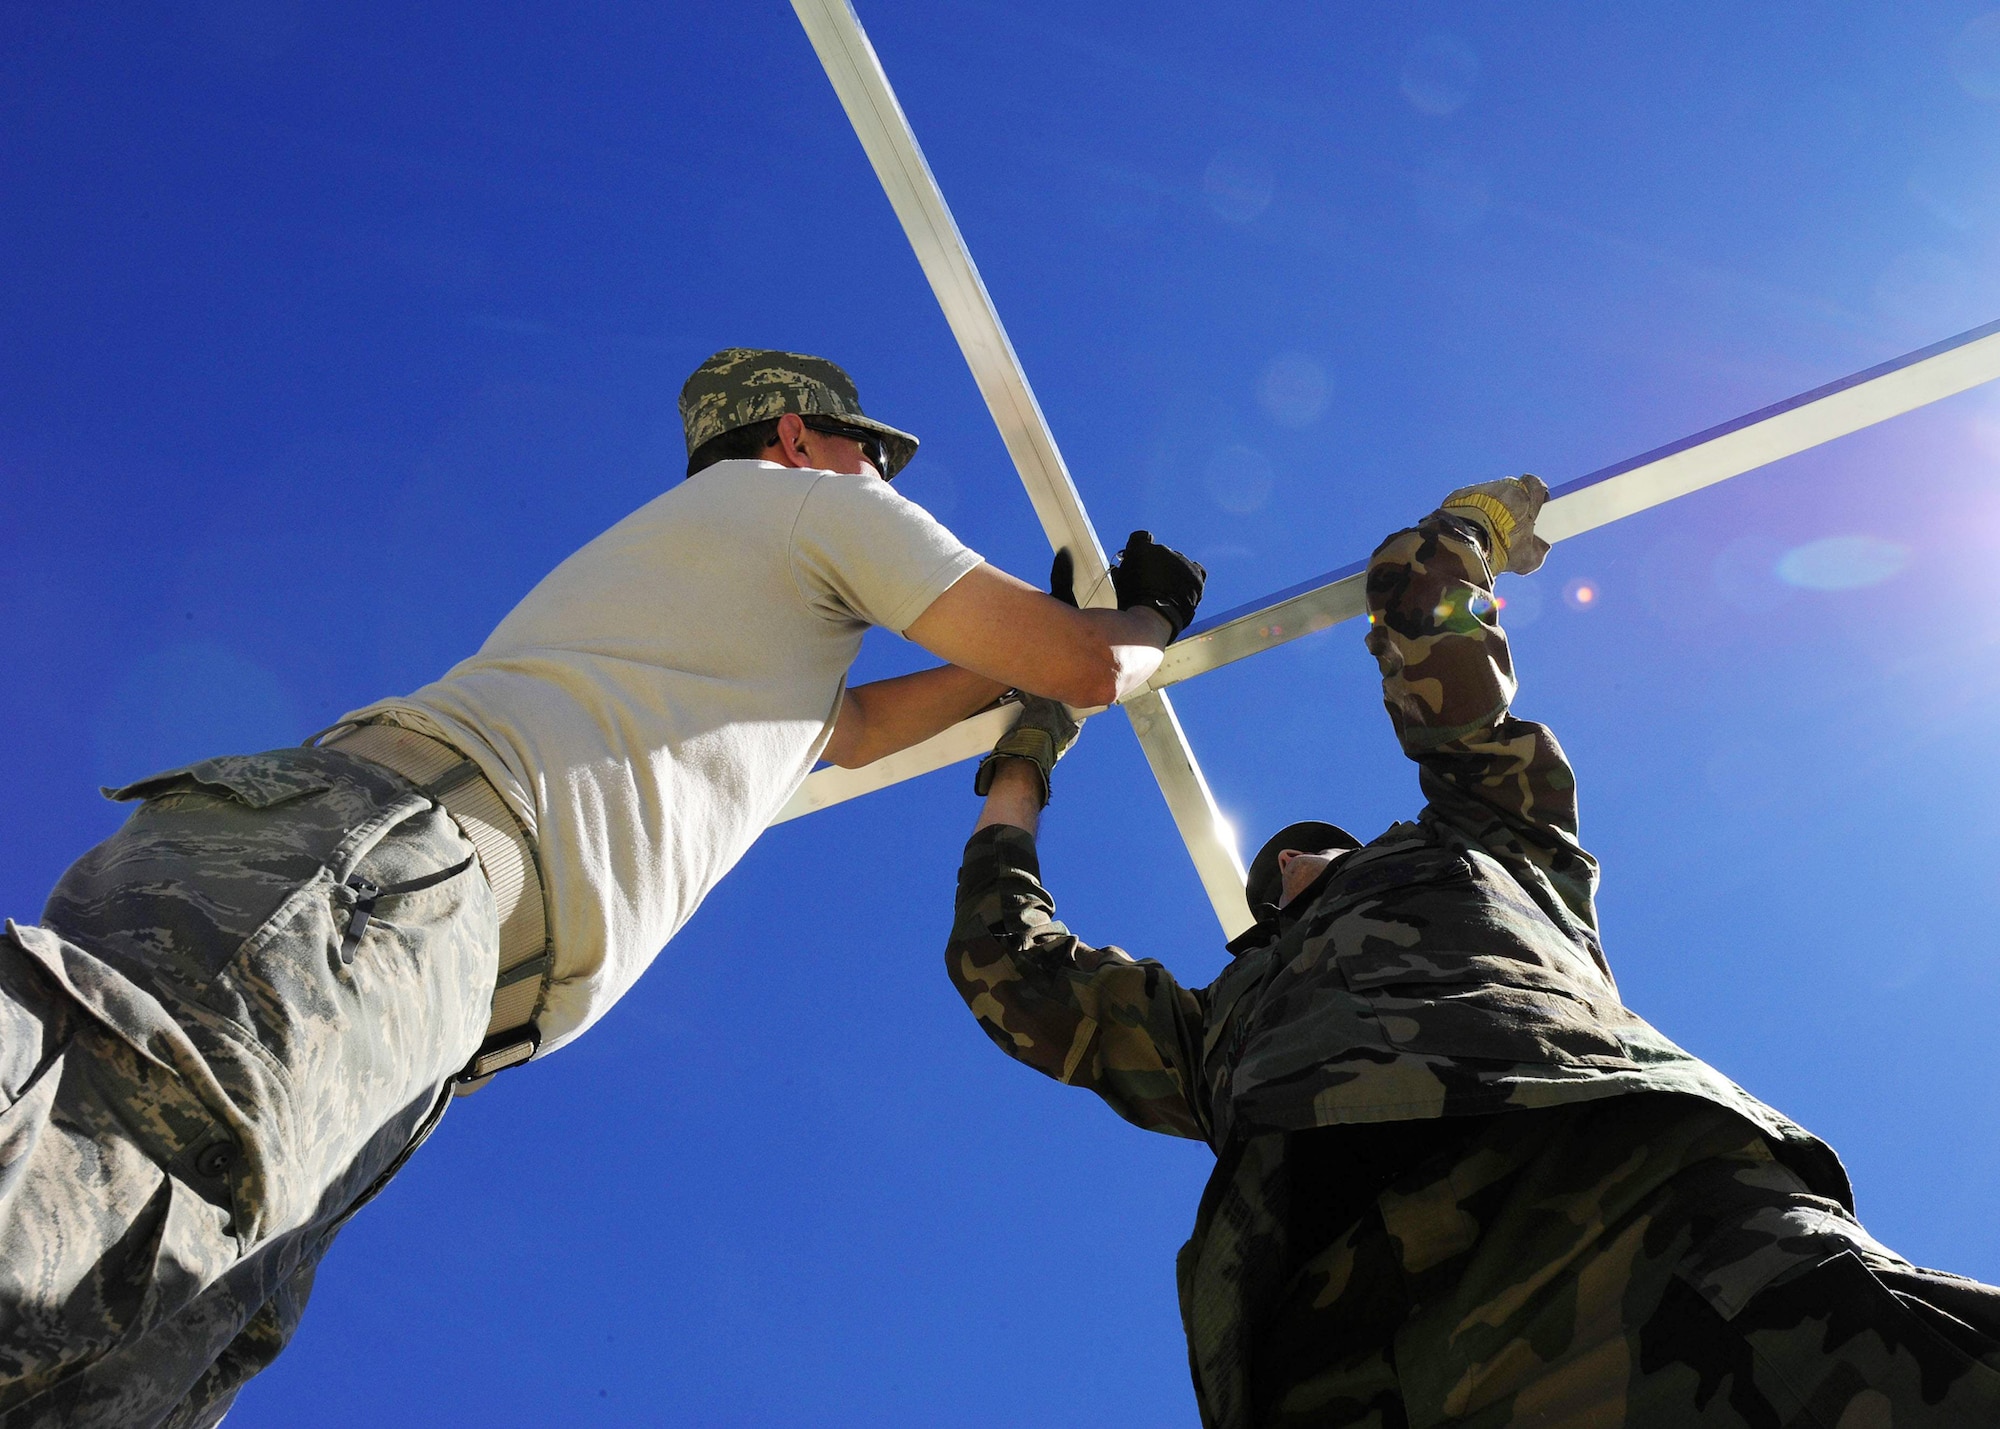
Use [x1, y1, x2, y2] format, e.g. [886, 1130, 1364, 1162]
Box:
[1439, 474, 1551, 576]
[973, 695, 1081, 806]
[1109, 531, 1206, 640]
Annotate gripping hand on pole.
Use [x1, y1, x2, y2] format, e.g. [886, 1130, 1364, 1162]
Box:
[1439, 475, 1551, 576]
[1110, 531, 1207, 640]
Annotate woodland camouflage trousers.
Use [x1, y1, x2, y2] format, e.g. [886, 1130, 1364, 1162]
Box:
[1248, 1094, 2000, 1428]
[0, 747, 496, 1428]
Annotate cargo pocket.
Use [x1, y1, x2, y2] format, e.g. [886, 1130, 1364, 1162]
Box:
[0, 939, 74, 1135]
[104, 754, 334, 809]
[1674, 1197, 1891, 1322]
[50, 752, 355, 990]
[1725, 1247, 2000, 1423]
[1314, 844, 1629, 1067]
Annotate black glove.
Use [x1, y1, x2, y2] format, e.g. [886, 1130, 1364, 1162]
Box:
[1048, 547, 1078, 607]
[1109, 531, 1205, 640]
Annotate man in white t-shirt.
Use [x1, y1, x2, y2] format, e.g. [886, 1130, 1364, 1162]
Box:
[0, 347, 1208, 1426]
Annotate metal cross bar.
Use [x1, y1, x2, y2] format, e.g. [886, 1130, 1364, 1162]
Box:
[1149, 314, 2000, 691]
[774, 314, 2000, 827]
[789, 0, 1252, 933]
[780, 0, 2000, 939]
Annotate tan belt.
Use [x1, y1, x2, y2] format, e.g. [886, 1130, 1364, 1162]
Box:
[321, 722, 551, 1089]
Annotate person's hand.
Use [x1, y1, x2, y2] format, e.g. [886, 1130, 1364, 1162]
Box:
[1108, 531, 1206, 640]
[973, 695, 1082, 806]
[1439, 475, 1550, 576]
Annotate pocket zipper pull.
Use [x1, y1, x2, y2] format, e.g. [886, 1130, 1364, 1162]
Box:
[340, 876, 382, 965]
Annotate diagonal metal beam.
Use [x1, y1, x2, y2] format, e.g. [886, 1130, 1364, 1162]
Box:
[789, 0, 1252, 933]
[789, 0, 1110, 593]
[772, 315, 2000, 827]
[1151, 314, 2000, 690]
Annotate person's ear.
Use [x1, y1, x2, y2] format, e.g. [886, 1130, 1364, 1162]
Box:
[773, 412, 809, 462]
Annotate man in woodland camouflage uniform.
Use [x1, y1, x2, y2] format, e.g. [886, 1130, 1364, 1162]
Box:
[949, 476, 2000, 1427]
[0, 348, 1206, 1427]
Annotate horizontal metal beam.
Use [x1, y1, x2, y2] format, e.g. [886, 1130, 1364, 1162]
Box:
[773, 315, 2000, 826]
[772, 312, 2000, 824]
[1538, 313, 2000, 543]
[1150, 559, 1370, 694]
[1152, 314, 2000, 690]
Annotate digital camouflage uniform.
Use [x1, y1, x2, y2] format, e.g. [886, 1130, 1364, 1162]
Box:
[0, 347, 928, 1426]
[947, 511, 2000, 1427]
[0, 747, 496, 1428]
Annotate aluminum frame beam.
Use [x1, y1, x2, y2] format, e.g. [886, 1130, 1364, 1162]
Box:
[1149, 315, 2000, 691]
[789, 0, 1251, 933]
[773, 315, 2000, 825]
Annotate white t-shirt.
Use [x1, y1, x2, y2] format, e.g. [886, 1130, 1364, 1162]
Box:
[344, 459, 983, 1054]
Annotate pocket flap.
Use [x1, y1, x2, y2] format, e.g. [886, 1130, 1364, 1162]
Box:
[103, 754, 332, 809]
[1676, 1202, 1883, 1322]
[1340, 950, 1595, 995]
[1324, 844, 1471, 903]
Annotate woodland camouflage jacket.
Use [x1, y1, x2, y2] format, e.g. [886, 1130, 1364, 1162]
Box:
[947, 511, 1856, 1428]
[946, 509, 1847, 1192]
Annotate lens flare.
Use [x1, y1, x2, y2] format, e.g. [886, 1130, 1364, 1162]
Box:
[1775, 535, 1910, 591]
[1563, 578, 1598, 610]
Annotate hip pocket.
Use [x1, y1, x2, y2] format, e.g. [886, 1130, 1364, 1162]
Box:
[1731, 1248, 2000, 1423]
[47, 750, 425, 989]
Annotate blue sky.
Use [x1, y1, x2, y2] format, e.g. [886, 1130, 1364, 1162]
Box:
[8, 2, 2000, 1423]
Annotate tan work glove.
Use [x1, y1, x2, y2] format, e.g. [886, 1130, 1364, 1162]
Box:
[973, 695, 1081, 807]
[1440, 474, 1551, 576]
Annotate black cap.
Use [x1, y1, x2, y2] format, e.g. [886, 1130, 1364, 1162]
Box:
[1244, 819, 1363, 918]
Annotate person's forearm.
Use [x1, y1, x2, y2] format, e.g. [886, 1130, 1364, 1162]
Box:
[973, 755, 1044, 836]
[904, 563, 1175, 709]
[1079, 605, 1172, 704]
[823, 664, 1008, 769]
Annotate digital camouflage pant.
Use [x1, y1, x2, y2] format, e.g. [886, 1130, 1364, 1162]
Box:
[0, 747, 496, 1428]
[1247, 1094, 2000, 1428]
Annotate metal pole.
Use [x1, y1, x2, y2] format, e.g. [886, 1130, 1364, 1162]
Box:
[788, 0, 1252, 932]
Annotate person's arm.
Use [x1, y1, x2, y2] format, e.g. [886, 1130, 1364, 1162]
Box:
[947, 757, 1211, 1142]
[821, 665, 1008, 770]
[792, 472, 1201, 739]
[1364, 481, 1600, 935]
[905, 562, 1172, 709]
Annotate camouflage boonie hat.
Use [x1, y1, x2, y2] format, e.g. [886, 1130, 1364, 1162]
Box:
[679, 347, 920, 478]
[1244, 818, 1363, 921]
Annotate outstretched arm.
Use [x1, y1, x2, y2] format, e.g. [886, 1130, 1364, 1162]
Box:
[1365, 477, 1600, 937]
[905, 562, 1173, 709]
[946, 728, 1211, 1142]
[833, 525, 1207, 767]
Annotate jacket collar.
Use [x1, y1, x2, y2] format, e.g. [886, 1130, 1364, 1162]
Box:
[1223, 857, 1345, 957]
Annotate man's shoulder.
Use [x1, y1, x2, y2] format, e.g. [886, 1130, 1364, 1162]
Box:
[605, 461, 824, 538]
[675, 459, 825, 504]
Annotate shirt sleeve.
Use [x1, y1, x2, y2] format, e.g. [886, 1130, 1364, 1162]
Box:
[947, 824, 1211, 1143]
[1363, 512, 1602, 937]
[789, 473, 985, 634]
